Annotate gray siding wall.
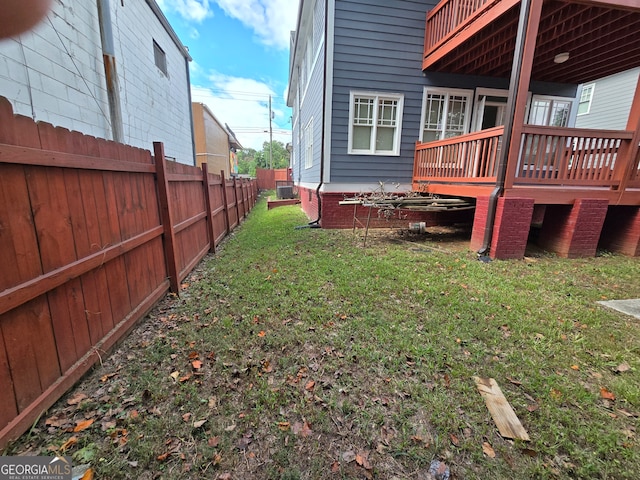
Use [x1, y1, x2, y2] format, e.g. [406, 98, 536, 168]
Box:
[575, 68, 640, 130]
[328, 0, 578, 186]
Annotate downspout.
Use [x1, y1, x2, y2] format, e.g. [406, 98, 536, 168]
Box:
[478, 0, 533, 255]
[185, 56, 197, 165]
[297, 65, 302, 186]
[97, 0, 123, 143]
[308, 0, 329, 227]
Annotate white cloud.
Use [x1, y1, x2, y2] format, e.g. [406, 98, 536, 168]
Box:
[188, 60, 203, 77]
[191, 73, 292, 150]
[157, 0, 213, 23]
[213, 0, 299, 50]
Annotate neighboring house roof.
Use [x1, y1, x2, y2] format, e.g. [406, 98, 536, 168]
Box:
[145, 0, 192, 61]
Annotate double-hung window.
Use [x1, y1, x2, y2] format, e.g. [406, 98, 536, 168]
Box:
[304, 119, 313, 169]
[348, 91, 404, 155]
[420, 88, 472, 142]
[528, 95, 572, 126]
[577, 84, 595, 116]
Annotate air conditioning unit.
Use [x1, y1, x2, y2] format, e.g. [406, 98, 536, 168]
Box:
[276, 185, 295, 199]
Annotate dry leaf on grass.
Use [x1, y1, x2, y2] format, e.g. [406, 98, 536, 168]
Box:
[80, 468, 94, 480]
[192, 360, 203, 369]
[342, 450, 356, 463]
[73, 419, 94, 432]
[355, 450, 372, 470]
[615, 362, 631, 374]
[59, 436, 78, 452]
[291, 421, 312, 437]
[600, 387, 616, 400]
[482, 441, 496, 458]
[277, 422, 290, 431]
[67, 393, 87, 405]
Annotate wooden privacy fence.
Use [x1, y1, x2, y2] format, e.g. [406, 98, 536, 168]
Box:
[256, 168, 291, 190]
[0, 97, 257, 448]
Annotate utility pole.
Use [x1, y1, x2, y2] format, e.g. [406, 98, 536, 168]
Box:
[269, 95, 273, 170]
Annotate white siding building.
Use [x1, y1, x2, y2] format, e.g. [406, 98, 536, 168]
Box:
[575, 68, 640, 131]
[0, 0, 195, 164]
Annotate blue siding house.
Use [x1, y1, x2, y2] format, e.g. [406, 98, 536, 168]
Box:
[288, 0, 640, 259]
[287, 0, 579, 228]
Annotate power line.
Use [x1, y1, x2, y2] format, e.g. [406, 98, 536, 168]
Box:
[193, 88, 289, 105]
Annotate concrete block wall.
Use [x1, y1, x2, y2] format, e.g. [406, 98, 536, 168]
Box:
[0, 1, 109, 138]
[111, 1, 193, 164]
[538, 199, 608, 258]
[0, 0, 193, 164]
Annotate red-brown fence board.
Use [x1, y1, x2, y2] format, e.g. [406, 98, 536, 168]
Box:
[0, 97, 256, 448]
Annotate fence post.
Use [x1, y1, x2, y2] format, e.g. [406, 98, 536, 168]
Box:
[242, 179, 248, 218]
[233, 177, 241, 227]
[154, 142, 179, 293]
[220, 170, 231, 235]
[201, 163, 216, 253]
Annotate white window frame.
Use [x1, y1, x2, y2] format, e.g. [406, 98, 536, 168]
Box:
[419, 87, 473, 142]
[348, 91, 404, 156]
[527, 95, 572, 127]
[472, 88, 509, 131]
[304, 118, 313, 169]
[577, 83, 595, 116]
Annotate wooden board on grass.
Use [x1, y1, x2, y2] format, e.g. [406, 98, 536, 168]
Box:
[474, 377, 530, 441]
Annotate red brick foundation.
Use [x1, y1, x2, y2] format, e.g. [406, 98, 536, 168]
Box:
[538, 199, 609, 258]
[299, 186, 320, 222]
[599, 205, 640, 256]
[470, 196, 490, 252]
[471, 197, 534, 259]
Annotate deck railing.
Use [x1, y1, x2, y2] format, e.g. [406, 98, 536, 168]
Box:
[512, 126, 634, 187]
[413, 125, 636, 192]
[413, 126, 503, 183]
[629, 151, 640, 188]
[424, 0, 492, 55]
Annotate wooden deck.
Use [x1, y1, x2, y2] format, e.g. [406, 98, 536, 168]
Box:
[422, 0, 640, 84]
[413, 126, 640, 205]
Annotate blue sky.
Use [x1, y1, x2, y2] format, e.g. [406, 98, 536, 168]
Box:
[156, 0, 299, 150]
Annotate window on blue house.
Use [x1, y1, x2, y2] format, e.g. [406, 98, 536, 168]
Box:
[420, 87, 473, 142]
[348, 91, 404, 155]
[528, 95, 571, 126]
[304, 118, 313, 169]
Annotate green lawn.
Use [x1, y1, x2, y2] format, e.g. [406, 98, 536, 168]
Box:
[5, 194, 640, 479]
